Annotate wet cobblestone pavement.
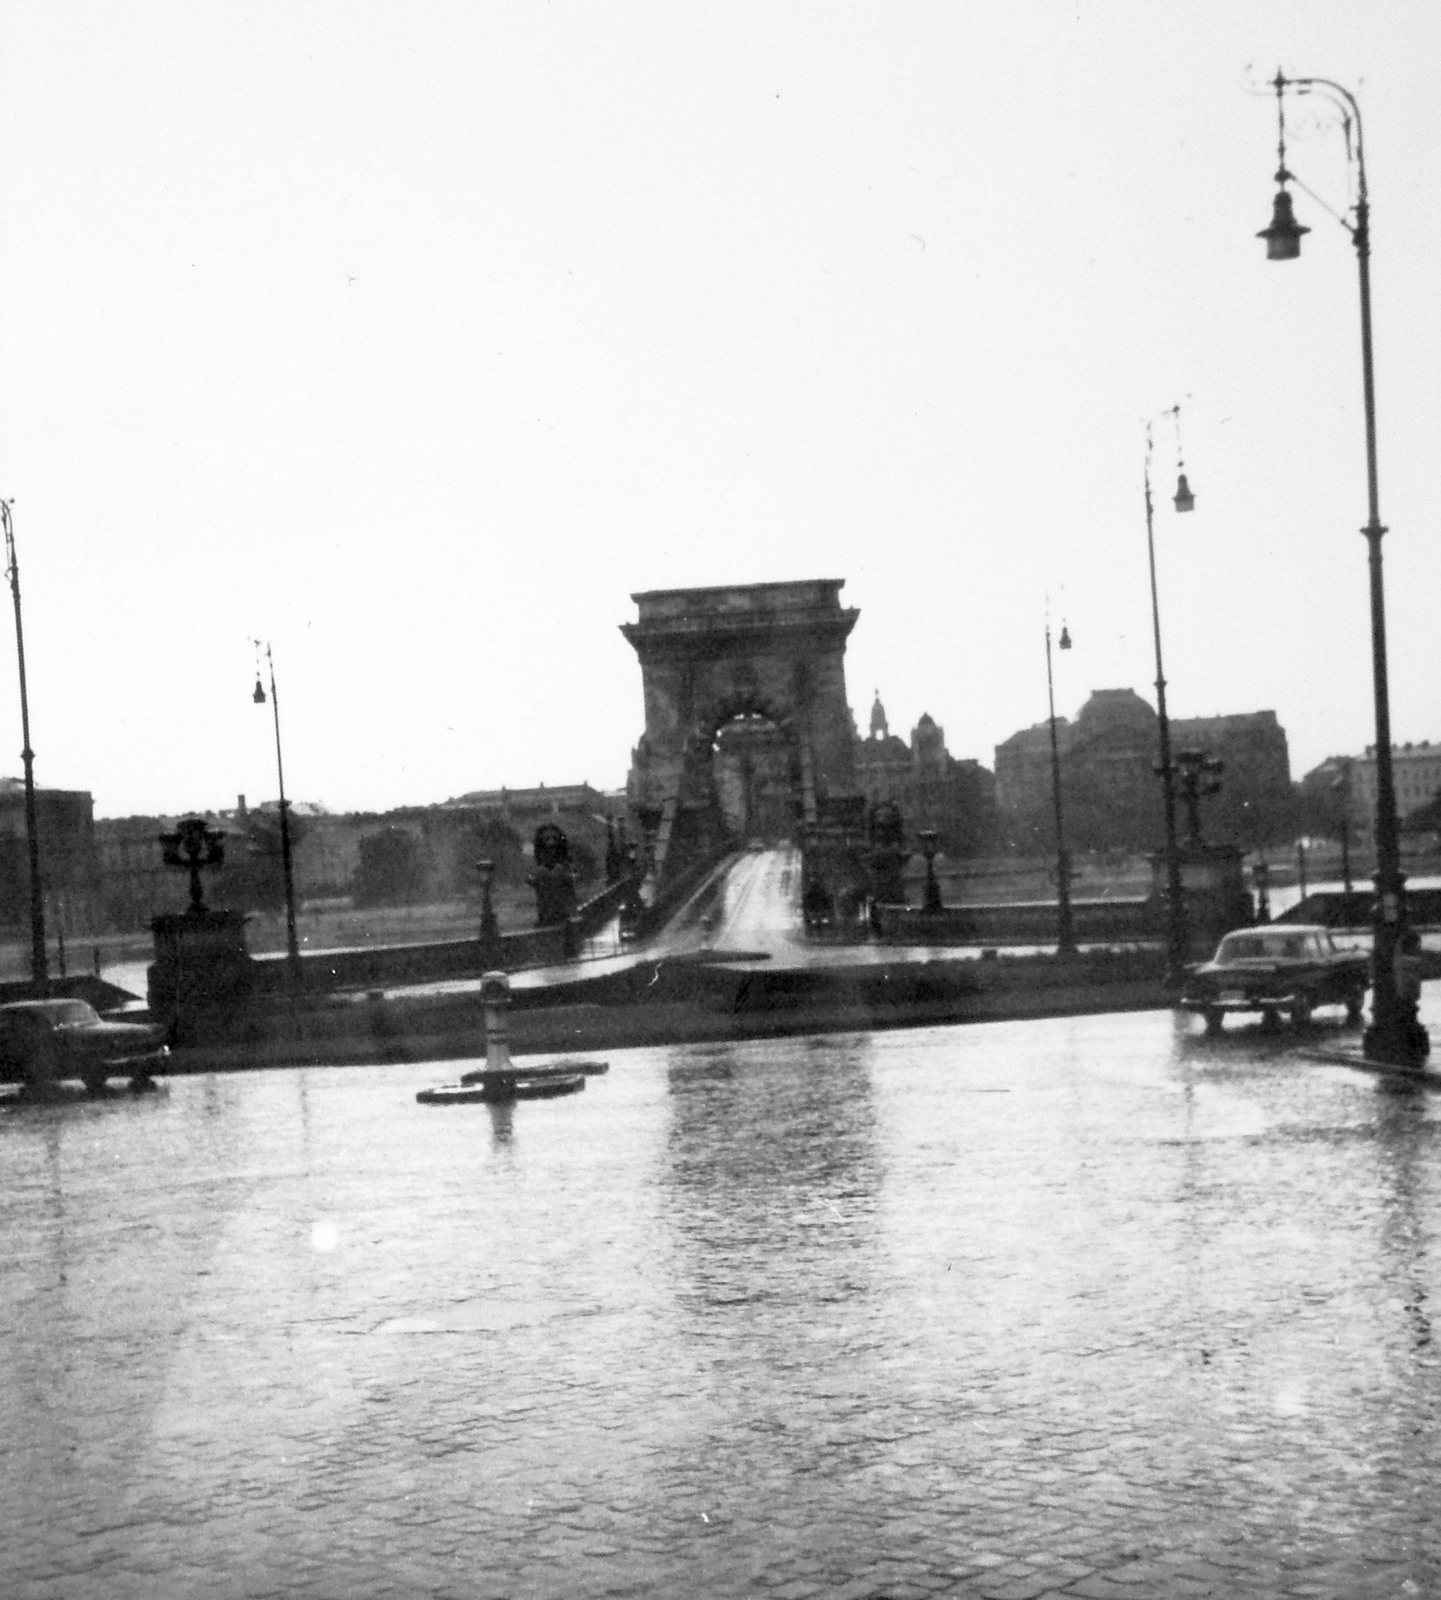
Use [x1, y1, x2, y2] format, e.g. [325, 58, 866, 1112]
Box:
[5, 994, 1441, 1597]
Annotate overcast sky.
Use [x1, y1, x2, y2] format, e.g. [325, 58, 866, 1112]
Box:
[1, 2, 1438, 819]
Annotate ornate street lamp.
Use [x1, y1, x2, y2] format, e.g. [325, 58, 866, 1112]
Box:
[1252, 857, 1272, 924]
[476, 857, 501, 964]
[160, 816, 227, 912]
[918, 829, 942, 914]
[251, 641, 301, 976]
[1045, 614, 1077, 956]
[1332, 758, 1354, 898]
[1257, 72, 1427, 1066]
[1144, 408, 1195, 987]
[2, 500, 47, 990]
[1174, 748, 1224, 846]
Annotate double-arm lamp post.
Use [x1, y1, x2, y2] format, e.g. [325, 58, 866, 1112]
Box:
[252, 642, 302, 976]
[1144, 411, 1196, 987]
[1044, 614, 1077, 956]
[1257, 72, 1427, 1067]
[3, 500, 47, 990]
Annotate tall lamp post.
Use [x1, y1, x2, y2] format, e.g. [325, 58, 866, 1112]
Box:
[918, 829, 943, 914]
[1253, 858, 1272, 924]
[1332, 759, 1354, 898]
[252, 642, 301, 976]
[1257, 71, 1427, 1066]
[3, 500, 47, 990]
[476, 857, 501, 966]
[1144, 410, 1196, 986]
[1044, 614, 1077, 956]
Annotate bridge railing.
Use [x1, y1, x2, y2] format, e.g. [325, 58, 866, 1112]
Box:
[631, 847, 735, 943]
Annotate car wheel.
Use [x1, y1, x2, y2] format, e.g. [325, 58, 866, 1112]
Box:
[1203, 1008, 1224, 1035]
[1260, 1008, 1282, 1031]
[1290, 997, 1313, 1027]
[80, 1062, 109, 1096]
[1345, 991, 1365, 1025]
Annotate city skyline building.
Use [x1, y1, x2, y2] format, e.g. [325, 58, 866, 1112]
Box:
[994, 690, 1294, 853]
[0, 776, 99, 936]
[855, 693, 997, 855]
[1301, 742, 1441, 838]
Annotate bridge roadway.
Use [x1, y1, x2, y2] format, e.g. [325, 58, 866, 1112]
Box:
[512, 845, 997, 995]
[643, 844, 815, 962]
[360, 846, 984, 1009]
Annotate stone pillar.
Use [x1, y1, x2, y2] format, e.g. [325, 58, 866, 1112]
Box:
[148, 909, 255, 1045]
[1146, 842, 1252, 960]
[480, 970, 512, 1072]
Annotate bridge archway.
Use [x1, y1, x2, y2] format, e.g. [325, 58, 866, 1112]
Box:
[711, 711, 798, 842]
[622, 580, 860, 886]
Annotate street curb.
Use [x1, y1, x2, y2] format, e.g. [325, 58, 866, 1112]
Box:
[1303, 1043, 1441, 1088]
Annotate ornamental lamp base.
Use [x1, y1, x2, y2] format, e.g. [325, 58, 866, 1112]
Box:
[1363, 1017, 1432, 1070]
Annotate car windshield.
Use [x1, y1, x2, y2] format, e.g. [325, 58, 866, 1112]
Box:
[0, 1000, 100, 1028]
[51, 1000, 100, 1025]
[3, 999, 99, 1023]
[1215, 932, 1309, 964]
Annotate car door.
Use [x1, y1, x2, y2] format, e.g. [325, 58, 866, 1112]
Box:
[1, 1011, 60, 1085]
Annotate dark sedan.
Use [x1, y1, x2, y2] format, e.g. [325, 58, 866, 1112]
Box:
[1180, 924, 1370, 1033]
[0, 998, 169, 1093]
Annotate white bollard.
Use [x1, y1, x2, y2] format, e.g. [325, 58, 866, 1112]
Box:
[480, 970, 512, 1073]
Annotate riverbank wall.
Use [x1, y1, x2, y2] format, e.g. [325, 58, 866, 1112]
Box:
[161, 946, 1173, 1073]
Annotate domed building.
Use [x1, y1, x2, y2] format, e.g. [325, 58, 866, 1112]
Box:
[994, 689, 1294, 853]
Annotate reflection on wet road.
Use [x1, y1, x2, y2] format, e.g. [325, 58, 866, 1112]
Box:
[4, 994, 1441, 1596]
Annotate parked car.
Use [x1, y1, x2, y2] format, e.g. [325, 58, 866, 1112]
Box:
[0, 998, 169, 1093]
[1180, 924, 1370, 1033]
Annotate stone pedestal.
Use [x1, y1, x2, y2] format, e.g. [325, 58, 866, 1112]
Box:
[148, 909, 255, 1044]
[1146, 843, 1253, 961]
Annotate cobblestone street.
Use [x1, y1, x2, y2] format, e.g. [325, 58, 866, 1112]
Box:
[5, 994, 1441, 1597]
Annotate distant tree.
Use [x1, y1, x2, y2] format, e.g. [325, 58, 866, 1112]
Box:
[1198, 764, 1297, 850]
[353, 827, 427, 907]
[1294, 765, 1354, 843]
[216, 808, 309, 913]
[0, 837, 27, 932]
[950, 764, 1002, 857]
[460, 818, 526, 890]
[1402, 789, 1441, 837]
[904, 762, 1000, 859]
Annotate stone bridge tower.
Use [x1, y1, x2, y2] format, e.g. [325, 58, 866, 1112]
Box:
[622, 579, 860, 886]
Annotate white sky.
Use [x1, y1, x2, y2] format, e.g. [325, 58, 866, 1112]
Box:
[1, 1, 1438, 819]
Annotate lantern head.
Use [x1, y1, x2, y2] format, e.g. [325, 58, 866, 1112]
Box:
[1258, 186, 1309, 261]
